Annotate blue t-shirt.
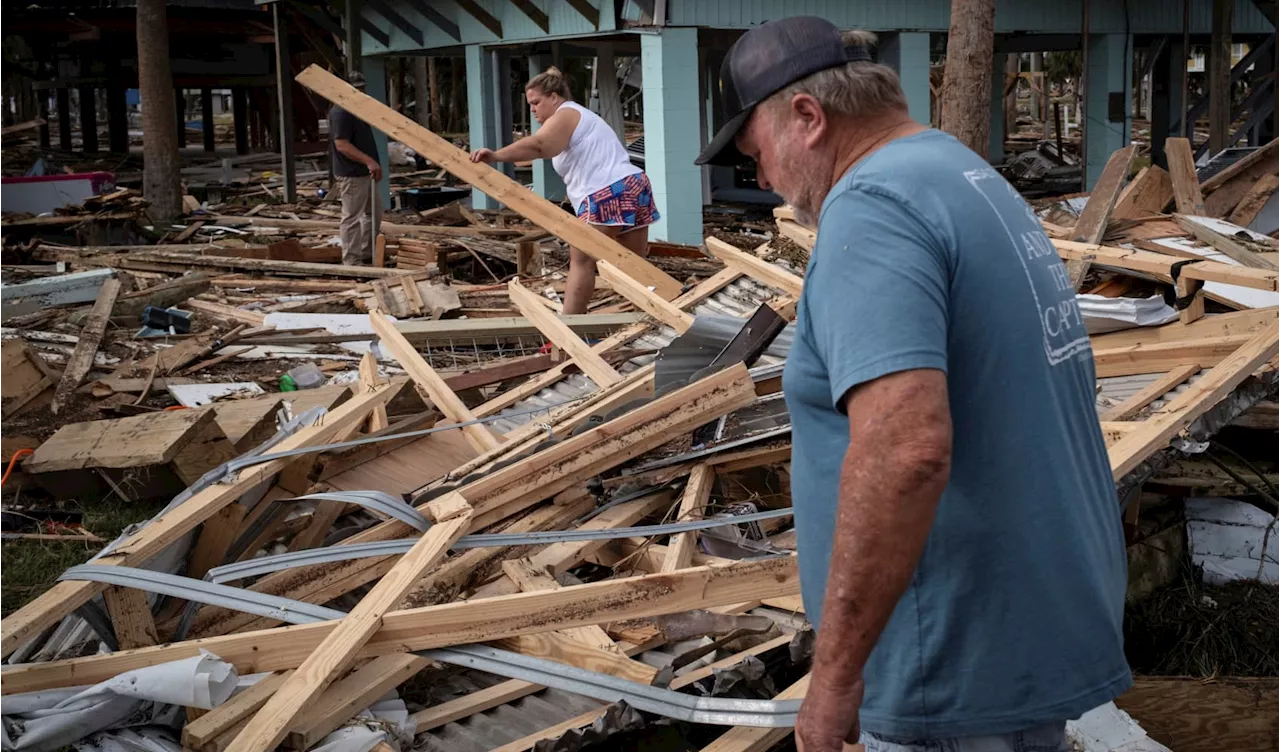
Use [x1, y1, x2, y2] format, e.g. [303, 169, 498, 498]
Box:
[781, 129, 1131, 739]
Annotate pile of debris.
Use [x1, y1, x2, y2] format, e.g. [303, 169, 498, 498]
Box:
[0, 67, 1276, 752]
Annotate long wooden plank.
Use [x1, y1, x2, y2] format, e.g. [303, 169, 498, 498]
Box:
[286, 653, 429, 748]
[493, 631, 658, 683]
[1090, 307, 1278, 350]
[225, 509, 471, 752]
[1227, 172, 1279, 227]
[126, 249, 410, 279]
[1052, 240, 1278, 291]
[776, 219, 816, 251]
[597, 261, 695, 333]
[184, 672, 295, 748]
[1093, 335, 1249, 378]
[1, 556, 800, 696]
[0, 385, 396, 658]
[1109, 327, 1278, 479]
[1200, 137, 1279, 194]
[410, 679, 543, 733]
[705, 237, 804, 297]
[295, 65, 681, 300]
[661, 464, 715, 573]
[369, 312, 502, 453]
[1173, 214, 1275, 270]
[51, 277, 121, 414]
[501, 557, 616, 650]
[507, 280, 622, 387]
[1099, 364, 1202, 421]
[1069, 146, 1136, 288]
[699, 674, 812, 752]
[101, 586, 158, 649]
[1165, 137, 1206, 215]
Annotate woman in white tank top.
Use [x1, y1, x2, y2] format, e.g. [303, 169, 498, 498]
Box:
[469, 66, 659, 315]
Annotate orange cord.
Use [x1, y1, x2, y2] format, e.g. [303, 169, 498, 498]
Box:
[164, 405, 187, 411]
[1, 448, 35, 487]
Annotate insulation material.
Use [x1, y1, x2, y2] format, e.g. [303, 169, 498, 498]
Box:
[166, 382, 265, 408]
[1066, 702, 1172, 752]
[310, 696, 413, 752]
[1077, 294, 1179, 334]
[1186, 497, 1279, 585]
[1, 652, 236, 752]
[72, 727, 182, 752]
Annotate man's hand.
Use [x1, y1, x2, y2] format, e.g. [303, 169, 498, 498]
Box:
[365, 160, 383, 181]
[795, 676, 863, 752]
[470, 148, 496, 164]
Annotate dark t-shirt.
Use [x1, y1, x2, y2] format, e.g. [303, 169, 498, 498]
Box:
[329, 105, 378, 178]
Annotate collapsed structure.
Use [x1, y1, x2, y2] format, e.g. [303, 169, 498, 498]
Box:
[0, 60, 1277, 752]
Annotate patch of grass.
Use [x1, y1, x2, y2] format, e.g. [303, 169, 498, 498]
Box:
[2, 497, 166, 617]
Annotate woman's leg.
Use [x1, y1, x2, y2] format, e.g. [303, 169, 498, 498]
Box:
[563, 224, 651, 314]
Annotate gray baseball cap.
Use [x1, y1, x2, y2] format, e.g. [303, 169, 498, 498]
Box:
[696, 16, 872, 167]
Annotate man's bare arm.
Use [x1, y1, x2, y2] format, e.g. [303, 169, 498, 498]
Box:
[797, 368, 952, 750]
[334, 138, 382, 179]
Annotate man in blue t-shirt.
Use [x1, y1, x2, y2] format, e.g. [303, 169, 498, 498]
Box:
[696, 17, 1131, 752]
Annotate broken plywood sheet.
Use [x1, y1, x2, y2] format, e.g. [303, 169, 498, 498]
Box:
[168, 382, 266, 408]
[2, 339, 57, 417]
[209, 386, 352, 452]
[1145, 237, 1278, 309]
[325, 429, 479, 495]
[262, 312, 387, 355]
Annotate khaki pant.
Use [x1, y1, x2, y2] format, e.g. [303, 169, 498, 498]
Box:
[336, 176, 373, 265]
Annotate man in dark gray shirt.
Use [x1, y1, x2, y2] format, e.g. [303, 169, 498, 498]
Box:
[329, 72, 383, 265]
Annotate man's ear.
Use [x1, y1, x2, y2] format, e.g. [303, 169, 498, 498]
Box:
[790, 93, 828, 150]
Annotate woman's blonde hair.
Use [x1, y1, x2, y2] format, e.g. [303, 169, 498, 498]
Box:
[526, 66, 573, 100]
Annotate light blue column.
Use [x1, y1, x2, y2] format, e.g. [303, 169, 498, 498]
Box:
[880, 32, 931, 126]
[362, 56, 391, 208]
[528, 54, 566, 203]
[988, 53, 1006, 164]
[1084, 33, 1132, 190]
[465, 44, 498, 210]
[641, 28, 702, 245]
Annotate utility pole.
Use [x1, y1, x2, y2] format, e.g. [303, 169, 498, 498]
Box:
[938, 0, 997, 156]
[136, 0, 182, 222]
[1208, 0, 1233, 153]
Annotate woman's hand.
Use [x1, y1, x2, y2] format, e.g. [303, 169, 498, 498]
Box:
[470, 148, 497, 164]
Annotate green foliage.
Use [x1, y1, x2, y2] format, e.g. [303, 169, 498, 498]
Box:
[1044, 51, 1083, 84]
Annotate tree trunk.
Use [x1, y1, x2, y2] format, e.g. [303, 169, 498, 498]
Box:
[428, 57, 440, 131]
[939, 0, 996, 156]
[449, 59, 462, 133]
[414, 57, 430, 128]
[136, 0, 182, 222]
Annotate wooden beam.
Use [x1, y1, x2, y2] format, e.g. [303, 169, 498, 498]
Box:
[562, 0, 599, 26]
[699, 674, 812, 752]
[369, 312, 502, 453]
[1099, 364, 1202, 421]
[1093, 335, 1250, 378]
[1090, 307, 1278, 349]
[295, 66, 681, 299]
[1109, 327, 1279, 479]
[1114, 165, 1175, 220]
[1176, 273, 1206, 324]
[410, 678, 543, 732]
[51, 277, 121, 414]
[184, 671, 294, 749]
[506, 0, 549, 31]
[1, 557, 800, 695]
[507, 280, 622, 387]
[358, 351, 389, 432]
[776, 219, 816, 251]
[704, 237, 804, 297]
[1173, 214, 1276, 270]
[1165, 137, 1205, 215]
[1052, 240, 1278, 291]
[501, 557, 617, 650]
[455, 0, 502, 35]
[225, 510, 470, 752]
[402, 0, 461, 40]
[1227, 172, 1279, 227]
[0, 385, 396, 658]
[661, 464, 714, 573]
[1201, 137, 1279, 194]
[597, 261, 695, 333]
[363, 0, 423, 45]
[101, 586, 158, 649]
[493, 630, 658, 683]
[285, 653, 429, 749]
[1069, 146, 1136, 287]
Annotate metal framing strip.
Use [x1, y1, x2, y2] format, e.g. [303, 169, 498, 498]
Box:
[288, 491, 431, 532]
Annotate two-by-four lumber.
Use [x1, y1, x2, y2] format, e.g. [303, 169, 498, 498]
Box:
[368, 312, 502, 453]
[357, 351, 389, 432]
[224, 506, 471, 752]
[1052, 239, 1279, 291]
[184, 671, 294, 749]
[101, 585, 158, 649]
[1068, 146, 1136, 288]
[661, 463, 715, 573]
[1089, 307, 1278, 350]
[294, 65, 682, 300]
[597, 261, 696, 333]
[699, 674, 813, 752]
[1099, 364, 1202, 421]
[51, 276, 121, 414]
[507, 280, 623, 387]
[285, 653, 429, 749]
[0, 385, 397, 659]
[1165, 137, 1205, 215]
[1, 556, 801, 696]
[1109, 326, 1279, 479]
[776, 219, 816, 251]
[1228, 172, 1279, 227]
[501, 557, 617, 650]
[1114, 165, 1175, 220]
[705, 237, 804, 297]
[1092, 334, 1251, 378]
[1173, 214, 1277, 270]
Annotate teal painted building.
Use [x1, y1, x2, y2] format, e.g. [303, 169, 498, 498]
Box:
[351, 0, 1277, 244]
